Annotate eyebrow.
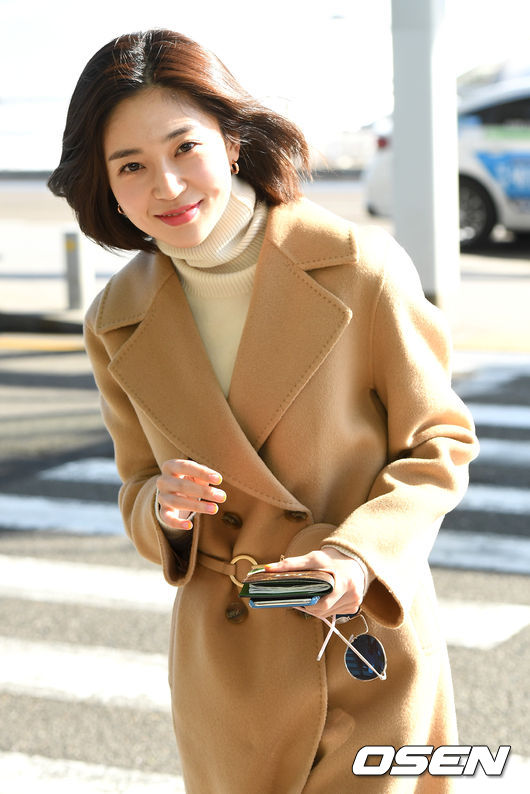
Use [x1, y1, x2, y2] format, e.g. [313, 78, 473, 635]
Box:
[107, 124, 195, 161]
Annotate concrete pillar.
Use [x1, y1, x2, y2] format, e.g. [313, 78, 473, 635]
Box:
[64, 232, 95, 311]
[391, 0, 460, 308]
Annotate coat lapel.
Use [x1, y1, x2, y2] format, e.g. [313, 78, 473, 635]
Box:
[227, 235, 352, 449]
[106, 269, 305, 510]
[100, 200, 355, 510]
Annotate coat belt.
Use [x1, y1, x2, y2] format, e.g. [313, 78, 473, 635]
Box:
[197, 551, 259, 588]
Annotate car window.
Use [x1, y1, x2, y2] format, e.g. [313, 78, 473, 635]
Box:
[472, 97, 530, 126]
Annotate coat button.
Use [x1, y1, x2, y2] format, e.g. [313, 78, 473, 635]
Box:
[284, 510, 308, 522]
[221, 511, 243, 528]
[225, 601, 248, 623]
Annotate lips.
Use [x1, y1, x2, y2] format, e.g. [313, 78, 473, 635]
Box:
[156, 201, 201, 227]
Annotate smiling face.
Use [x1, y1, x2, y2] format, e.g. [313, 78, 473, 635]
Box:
[104, 87, 240, 248]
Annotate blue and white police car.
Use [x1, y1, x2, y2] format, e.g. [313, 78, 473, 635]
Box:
[364, 79, 530, 247]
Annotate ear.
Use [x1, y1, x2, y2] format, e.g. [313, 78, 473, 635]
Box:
[226, 136, 240, 163]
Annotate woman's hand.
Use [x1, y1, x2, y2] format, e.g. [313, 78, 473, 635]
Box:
[264, 548, 366, 618]
[156, 459, 226, 530]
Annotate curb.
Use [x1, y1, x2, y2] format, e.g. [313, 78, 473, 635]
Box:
[0, 311, 83, 335]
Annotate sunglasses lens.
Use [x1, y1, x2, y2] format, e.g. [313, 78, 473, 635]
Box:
[344, 634, 386, 681]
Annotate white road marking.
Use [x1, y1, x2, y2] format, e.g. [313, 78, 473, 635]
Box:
[0, 609, 527, 716]
[0, 554, 528, 650]
[0, 749, 525, 794]
[39, 458, 121, 484]
[461, 484, 530, 514]
[0, 494, 123, 534]
[440, 601, 530, 650]
[34, 441, 530, 481]
[0, 752, 185, 794]
[1, 479, 529, 538]
[476, 437, 530, 466]
[0, 636, 170, 712]
[466, 402, 530, 429]
[454, 351, 530, 402]
[431, 529, 530, 575]
[0, 609, 527, 713]
[0, 555, 174, 612]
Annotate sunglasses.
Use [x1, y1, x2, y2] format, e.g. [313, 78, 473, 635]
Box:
[316, 612, 387, 681]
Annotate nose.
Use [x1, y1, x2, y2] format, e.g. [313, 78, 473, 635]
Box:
[152, 164, 185, 200]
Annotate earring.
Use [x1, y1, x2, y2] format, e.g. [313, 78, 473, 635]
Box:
[231, 161, 239, 175]
[117, 204, 126, 215]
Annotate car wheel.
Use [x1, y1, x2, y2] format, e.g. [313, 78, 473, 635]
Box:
[459, 176, 496, 248]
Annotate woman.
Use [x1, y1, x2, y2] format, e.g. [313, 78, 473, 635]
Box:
[49, 29, 478, 793]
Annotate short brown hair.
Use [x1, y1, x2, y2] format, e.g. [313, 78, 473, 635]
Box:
[48, 30, 311, 252]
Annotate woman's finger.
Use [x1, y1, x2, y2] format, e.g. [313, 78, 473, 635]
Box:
[264, 552, 328, 572]
[159, 490, 223, 515]
[157, 474, 226, 504]
[157, 508, 194, 531]
[303, 591, 363, 619]
[161, 458, 223, 485]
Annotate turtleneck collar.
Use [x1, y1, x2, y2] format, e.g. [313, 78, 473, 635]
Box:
[156, 176, 268, 281]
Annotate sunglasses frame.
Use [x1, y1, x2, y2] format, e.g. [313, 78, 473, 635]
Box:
[317, 612, 387, 682]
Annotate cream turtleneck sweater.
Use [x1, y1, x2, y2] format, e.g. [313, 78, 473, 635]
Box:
[157, 176, 268, 397]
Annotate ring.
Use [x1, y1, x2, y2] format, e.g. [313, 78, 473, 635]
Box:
[229, 554, 258, 588]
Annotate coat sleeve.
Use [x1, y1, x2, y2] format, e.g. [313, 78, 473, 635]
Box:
[83, 302, 194, 587]
[320, 229, 479, 628]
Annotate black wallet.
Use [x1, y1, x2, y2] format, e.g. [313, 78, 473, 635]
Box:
[239, 567, 334, 608]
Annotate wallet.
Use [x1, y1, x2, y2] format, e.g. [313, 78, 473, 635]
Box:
[239, 567, 334, 608]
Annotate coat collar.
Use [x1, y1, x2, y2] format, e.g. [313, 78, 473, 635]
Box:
[95, 199, 358, 510]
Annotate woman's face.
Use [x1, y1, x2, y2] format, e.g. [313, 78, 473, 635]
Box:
[104, 87, 240, 248]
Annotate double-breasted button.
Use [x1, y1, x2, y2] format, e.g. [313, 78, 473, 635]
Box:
[221, 511, 243, 529]
[225, 601, 248, 624]
[284, 510, 308, 522]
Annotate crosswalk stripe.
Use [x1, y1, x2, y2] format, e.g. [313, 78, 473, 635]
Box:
[466, 402, 530, 428]
[39, 458, 121, 484]
[1, 554, 528, 649]
[477, 437, 530, 465]
[439, 600, 530, 650]
[0, 554, 174, 612]
[1, 481, 529, 539]
[430, 529, 530, 575]
[0, 636, 170, 712]
[0, 751, 185, 794]
[462, 484, 530, 514]
[0, 608, 528, 714]
[0, 750, 527, 794]
[0, 494, 122, 534]
[34, 441, 530, 484]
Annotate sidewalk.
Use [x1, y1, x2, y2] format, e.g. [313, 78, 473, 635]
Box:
[1, 251, 529, 353]
[447, 253, 530, 353]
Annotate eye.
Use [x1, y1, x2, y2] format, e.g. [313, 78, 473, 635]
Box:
[119, 161, 143, 174]
[177, 141, 198, 154]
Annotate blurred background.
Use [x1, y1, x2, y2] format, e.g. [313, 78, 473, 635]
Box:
[1, 0, 529, 791]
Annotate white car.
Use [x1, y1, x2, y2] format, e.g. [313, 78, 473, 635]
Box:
[363, 79, 530, 247]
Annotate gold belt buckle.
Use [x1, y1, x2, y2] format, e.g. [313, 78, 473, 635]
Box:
[229, 554, 258, 588]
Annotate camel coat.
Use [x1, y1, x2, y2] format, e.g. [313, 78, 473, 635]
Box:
[84, 198, 478, 793]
